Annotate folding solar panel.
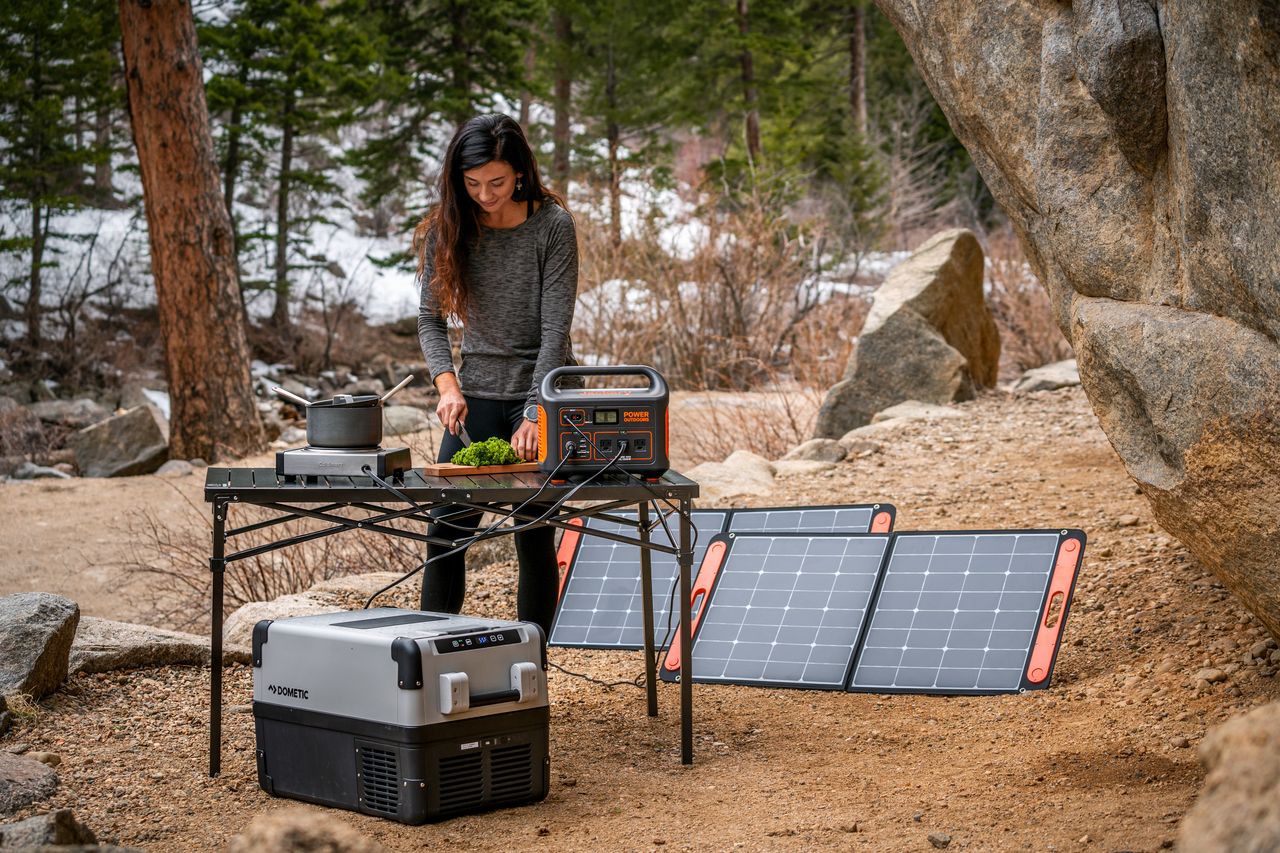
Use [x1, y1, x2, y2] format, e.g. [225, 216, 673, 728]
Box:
[661, 533, 892, 688]
[548, 504, 895, 650]
[547, 510, 728, 649]
[660, 529, 1085, 695]
[848, 530, 1083, 694]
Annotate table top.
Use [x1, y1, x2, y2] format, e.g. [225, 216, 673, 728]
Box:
[205, 466, 699, 503]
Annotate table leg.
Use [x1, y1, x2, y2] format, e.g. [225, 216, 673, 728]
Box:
[679, 497, 693, 765]
[210, 499, 227, 777]
[637, 501, 658, 717]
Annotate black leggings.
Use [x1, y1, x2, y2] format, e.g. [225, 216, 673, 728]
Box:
[420, 396, 558, 633]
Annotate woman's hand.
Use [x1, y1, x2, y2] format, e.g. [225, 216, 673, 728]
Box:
[512, 418, 539, 461]
[434, 373, 467, 436]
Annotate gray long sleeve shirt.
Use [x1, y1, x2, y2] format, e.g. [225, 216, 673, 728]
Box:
[417, 202, 578, 408]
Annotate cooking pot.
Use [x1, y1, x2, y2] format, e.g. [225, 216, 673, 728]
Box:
[306, 394, 383, 448]
[272, 375, 414, 449]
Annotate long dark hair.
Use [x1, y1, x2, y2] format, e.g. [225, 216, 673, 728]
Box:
[413, 114, 565, 320]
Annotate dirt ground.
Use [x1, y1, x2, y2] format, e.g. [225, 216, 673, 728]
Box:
[3, 386, 1278, 852]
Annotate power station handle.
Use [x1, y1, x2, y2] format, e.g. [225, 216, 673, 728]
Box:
[540, 364, 668, 400]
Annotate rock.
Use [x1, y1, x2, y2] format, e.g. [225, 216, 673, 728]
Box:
[772, 460, 837, 477]
[0, 809, 108, 847]
[874, 1, 1280, 638]
[222, 573, 406, 648]
[0, 753, 59, 818]
[781, 438, 847, 463]
[68, 404, 168, 478]
[69, 616, 251, 675]
[1117, 515, 1140, 527]
[836, 420, 914, 448]
[870, 400, 966, 424]
[277, 426, 307, 445]
[928, 831, 952, 849]
[0, 593, 79, 699]
[27, 398, 110, 430]
[26, 751, 59, 768]
[338, 378, 386, 397]
[11, 462, 71, 480]
[1178, 701, 1280, 852]
[685, 450, 775, 504]
[842, 439, 883, 457]
[383, 405, 432, 437]
[1170, 736, 1191, 749]
[0, 405, 46, 457]
[227, 807, 388, 853]
[814, 229, 999, 437]
[1012, 359, 1081, 394]
[1194, 668, 1227, 685]
[154, 459, 194, 478]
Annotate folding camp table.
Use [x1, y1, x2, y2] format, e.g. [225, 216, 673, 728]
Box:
[203, 466, 699, 776]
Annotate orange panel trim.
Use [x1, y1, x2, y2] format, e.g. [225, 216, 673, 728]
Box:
[871, 511, 893, 533]
[555, 518, 584, 602]
[536, 405, 548, 463]
[1026, 537, 1083, 684]
[663, 540, 728, 672]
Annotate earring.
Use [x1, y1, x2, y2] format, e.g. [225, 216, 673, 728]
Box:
[516, 178, 523, 192]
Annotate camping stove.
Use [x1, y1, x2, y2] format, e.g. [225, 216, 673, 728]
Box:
[252, 608, 550, 824]
[275, 445, 411, 479]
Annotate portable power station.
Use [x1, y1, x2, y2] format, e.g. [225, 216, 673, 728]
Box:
[537, 365, 670, 480]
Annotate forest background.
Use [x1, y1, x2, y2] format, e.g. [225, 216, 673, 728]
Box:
[0, 0, 1067, 461]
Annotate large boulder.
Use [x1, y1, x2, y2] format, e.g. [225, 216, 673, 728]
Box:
[0, 808, 100, 846]
[0, 754, 59, 818]
[0, 593, 79, 699]
[69, 617, 251, 675]
[814, 229, 1000, 437]
[27, 398, 110, 431]
[685, 450, 776, 505]
[227, 808, 388, 853]
[68, 404, 168, 478]
[1177, 701, 1280, 851]
[1012, 359, 1081, 394]
[874, 0, 1280, 638]
[222, 572, 407, 648]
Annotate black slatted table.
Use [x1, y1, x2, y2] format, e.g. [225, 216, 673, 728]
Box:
[204, 466, 699, 775]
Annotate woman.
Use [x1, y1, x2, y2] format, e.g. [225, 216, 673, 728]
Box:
[414, 113, 577, 634]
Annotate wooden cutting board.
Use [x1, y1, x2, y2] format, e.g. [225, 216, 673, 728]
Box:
[420, 461, 541, 477]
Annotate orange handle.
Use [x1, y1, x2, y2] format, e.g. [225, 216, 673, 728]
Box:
[663, 540, 728, 672]
[555, 518, 583, 602]
[1026, 537, 1083, 684]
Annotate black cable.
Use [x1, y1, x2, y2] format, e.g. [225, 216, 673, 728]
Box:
[547, 661, 642, 691]
[362, 447, 620, 609]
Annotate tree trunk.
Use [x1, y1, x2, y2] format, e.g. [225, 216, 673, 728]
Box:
[552, 7, 572, 185]
[222, 63, 249, 270]
[26, 197, 44, 351]
[849, 3, 867, 136]
[272, 87, 294, 331]
[519, 42, 535, 127]
[25, 34, 44, 352]
[606, 45, 621, 249]
[737, 0, 761, 162]
[94, 102, 113, 196]
[447, 0, 471, 125]
[118, 0, 264, 461]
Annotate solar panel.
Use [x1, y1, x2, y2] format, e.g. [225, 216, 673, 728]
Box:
[548, 504, 894, 650]
[547, 510, 728, 649]
[848, 530, 1083, 694]
[660, 529, 1085, 695]
[660, 533, 892, 689]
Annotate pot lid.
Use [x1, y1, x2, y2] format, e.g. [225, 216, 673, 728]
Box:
[308, 394, 382, 409]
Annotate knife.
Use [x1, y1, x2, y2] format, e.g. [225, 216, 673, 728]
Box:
[458, 424, 473, 447]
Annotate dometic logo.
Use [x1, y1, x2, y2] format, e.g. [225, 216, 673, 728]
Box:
[268, 684, 309, 700]
[623, 410, 650, 423]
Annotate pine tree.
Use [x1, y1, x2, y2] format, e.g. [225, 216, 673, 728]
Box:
[0, 0, 119, 355]
[202, 0, 378, 336]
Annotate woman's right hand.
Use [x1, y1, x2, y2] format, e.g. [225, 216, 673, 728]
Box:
[434, 373, 467, 436]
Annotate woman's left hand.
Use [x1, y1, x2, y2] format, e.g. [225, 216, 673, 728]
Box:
[512, 418, 539, 462]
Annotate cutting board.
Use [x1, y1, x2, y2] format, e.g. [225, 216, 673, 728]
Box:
[420, 461, 541, 477]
